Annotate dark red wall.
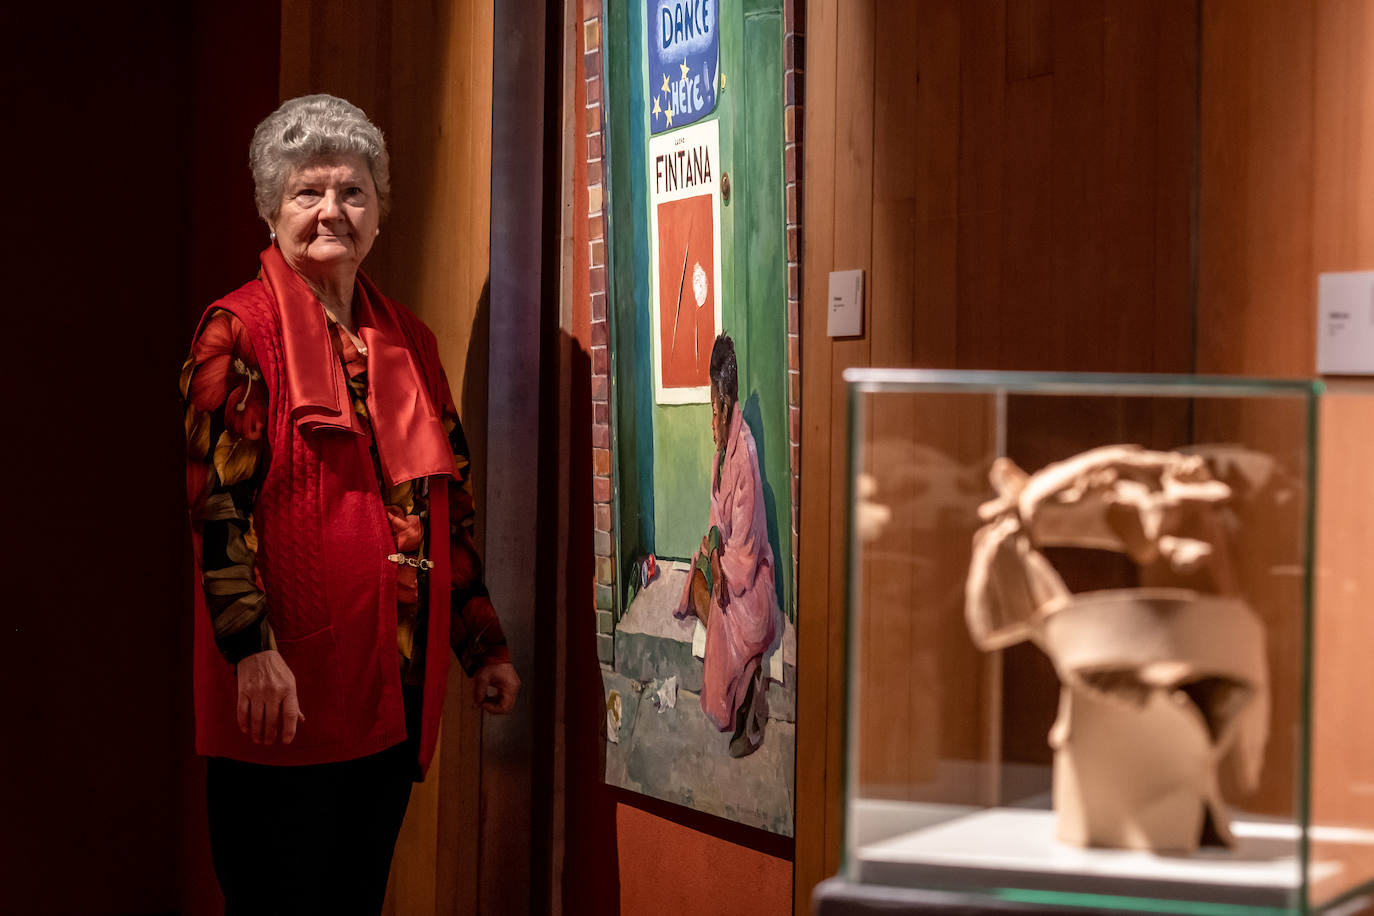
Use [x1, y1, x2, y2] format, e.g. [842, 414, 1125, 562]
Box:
[1, 4, 277, 914]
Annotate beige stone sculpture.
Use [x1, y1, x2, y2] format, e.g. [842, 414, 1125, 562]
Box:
[965, 445, 1269, 852]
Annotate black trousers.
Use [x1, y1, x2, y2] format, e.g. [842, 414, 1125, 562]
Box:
[206, 688, 422, 916]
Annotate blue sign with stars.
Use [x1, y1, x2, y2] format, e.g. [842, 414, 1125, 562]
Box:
[647, 0, 719, 133]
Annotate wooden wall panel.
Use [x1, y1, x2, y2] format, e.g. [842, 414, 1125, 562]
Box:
[825, 0, 877, 883]
[277, 3, 494, 915]
[858, 0, 919, 801]
[1195, 0, 1369, 835]
[912, 0, 961, 370]
[794, 0, 842, 906]
[1153, 0, 1200, 373]
[1314, 1, 1374, 275]
[797, 1, 1200, 909]
[1006, 0, 1053, 81]
[801, 0, 1374, 908]
[954, 0, 1007, 371]
[1198, 0, 1315, 379]
[1313, 383, 1374, 904]
[1048, 0, 1103, 373]
[1309, 1, 1374, 904]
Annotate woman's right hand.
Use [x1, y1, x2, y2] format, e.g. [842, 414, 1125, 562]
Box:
[236, 650, 305, 745]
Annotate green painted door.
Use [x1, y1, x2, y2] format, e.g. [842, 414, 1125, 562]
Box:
[606, 0, 792, 619]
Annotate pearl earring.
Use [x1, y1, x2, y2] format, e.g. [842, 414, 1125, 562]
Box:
[269, 229, 276, 241]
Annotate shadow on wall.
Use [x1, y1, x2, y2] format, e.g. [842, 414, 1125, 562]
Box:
[460, 286, 623, 912]
[462, 276, 491, 536]
[560, 327, 623, 912]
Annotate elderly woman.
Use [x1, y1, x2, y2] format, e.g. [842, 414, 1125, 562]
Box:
[181, 94, 519, 914]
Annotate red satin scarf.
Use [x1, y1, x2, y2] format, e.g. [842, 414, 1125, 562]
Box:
[257, 245, 455, 486]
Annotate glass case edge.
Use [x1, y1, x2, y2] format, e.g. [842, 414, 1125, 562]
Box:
[841, 381, 863, 881]
[841, 368, 1322, 399]
[1298, 387, 1319, 914]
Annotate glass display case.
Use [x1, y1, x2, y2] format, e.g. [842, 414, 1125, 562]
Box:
[843, 369, 1374, 915]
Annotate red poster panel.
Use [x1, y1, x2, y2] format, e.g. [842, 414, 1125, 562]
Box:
[655, 193, 716, 389]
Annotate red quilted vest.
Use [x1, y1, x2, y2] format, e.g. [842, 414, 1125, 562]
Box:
[191, 271, 454, 773]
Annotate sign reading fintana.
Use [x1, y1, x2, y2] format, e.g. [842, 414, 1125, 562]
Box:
[654, 135, 714, 194]
[648, 118, 723, 404]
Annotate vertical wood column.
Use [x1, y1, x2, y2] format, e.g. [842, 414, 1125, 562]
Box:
[485, 3, 544, 910]
[486, 0, 564, 911]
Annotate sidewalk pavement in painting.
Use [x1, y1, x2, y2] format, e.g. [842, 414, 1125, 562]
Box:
[603, 563, 796, 835]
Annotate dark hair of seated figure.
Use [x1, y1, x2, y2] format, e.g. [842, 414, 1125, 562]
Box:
[709, 334, 738, 403]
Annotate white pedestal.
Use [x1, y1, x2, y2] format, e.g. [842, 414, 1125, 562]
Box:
[853, 803, 1347, 909]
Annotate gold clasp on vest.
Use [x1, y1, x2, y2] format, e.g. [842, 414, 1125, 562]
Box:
[387, 552, 434, 571]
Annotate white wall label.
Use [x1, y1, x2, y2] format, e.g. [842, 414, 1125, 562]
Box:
[1318, 271, 1374, 375]
[827, 269, 864, 338]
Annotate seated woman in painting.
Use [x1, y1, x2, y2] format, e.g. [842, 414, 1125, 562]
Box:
[675, 335, 781, 758]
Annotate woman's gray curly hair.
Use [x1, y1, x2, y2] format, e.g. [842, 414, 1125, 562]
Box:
[249, 94, 391, 223]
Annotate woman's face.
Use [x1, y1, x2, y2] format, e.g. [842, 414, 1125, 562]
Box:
[271, 153, 380, 285]
[710, 382, 729, 451]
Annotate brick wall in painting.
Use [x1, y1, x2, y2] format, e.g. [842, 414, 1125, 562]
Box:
[584, 1, 614, 665]
[784, 0, 803, 595]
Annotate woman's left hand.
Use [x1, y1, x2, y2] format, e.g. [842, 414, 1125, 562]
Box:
[472, 661, 521, 714]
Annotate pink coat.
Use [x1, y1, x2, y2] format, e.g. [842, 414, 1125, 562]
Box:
[684, 408, 781, 731]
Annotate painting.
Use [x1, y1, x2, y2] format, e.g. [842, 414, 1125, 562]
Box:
[600, 0, 795, 836]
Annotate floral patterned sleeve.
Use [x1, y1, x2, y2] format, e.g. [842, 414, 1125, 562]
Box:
[181, 310, 274, 664]
[438, 371, 511, 675]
